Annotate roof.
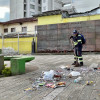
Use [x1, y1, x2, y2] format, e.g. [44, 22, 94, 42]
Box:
[33, 6, 100, 18]
[0, 17, 37, 25]
[33, 10, 67, 17]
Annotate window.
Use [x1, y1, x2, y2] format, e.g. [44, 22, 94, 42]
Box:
[22, 27, 27, 33]
[43, 6, 46, 10]
[24, 12, 27, 17]
[43, 0, 45, 3]
[30, 4, 35, 9]
[30, 0, 35, 2]
[30, 12, 35, 16]
[11, 28, 15, 32]
[38, 7, 41, 11]
[38, 0, 41, 4]
[24, 4, 27, 10]
[4, 28, 8, 33]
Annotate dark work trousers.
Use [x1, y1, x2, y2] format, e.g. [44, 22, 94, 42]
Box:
[74, 46, 83, 64]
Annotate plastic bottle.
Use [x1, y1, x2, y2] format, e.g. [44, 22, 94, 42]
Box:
[86, 81, 93, 85]
[74, 77, 82, 83]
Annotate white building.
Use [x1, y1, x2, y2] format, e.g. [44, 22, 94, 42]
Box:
[62, 0, 100, 13]
[42, 0, 63, 12]
[10, 0, 42, 20]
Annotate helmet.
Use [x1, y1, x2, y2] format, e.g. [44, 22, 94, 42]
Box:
[73, 30, 78, 34]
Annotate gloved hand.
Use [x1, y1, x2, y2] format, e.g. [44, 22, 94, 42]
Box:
[70, 36, 73, 39]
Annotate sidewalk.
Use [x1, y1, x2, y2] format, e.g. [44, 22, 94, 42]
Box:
[0, 55, 100, 100]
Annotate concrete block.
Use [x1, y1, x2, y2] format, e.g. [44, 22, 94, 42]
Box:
[96, 33, 100, 39]
[83, 45, 95, 51]
[69, 22, 82, 28]
[47, 24, 58, 30]
[95, 20, 100, 26]
[96, 45, 100, 51]
[0, 55, 4, 73]
[37, 25, 47, 31]
[96, 39, 100, 45]
[58, 23, 69, 29]
[95, 26, 100, 33]
[84, 33, 95, 39]
[86, 38, 95, 45]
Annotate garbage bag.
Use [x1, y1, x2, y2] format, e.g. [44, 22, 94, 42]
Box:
[69, 71, 81, 77]
[43, 70, 55, 80]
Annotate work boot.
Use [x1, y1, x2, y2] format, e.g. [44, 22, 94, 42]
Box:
[74, 62, 80, 67]
[72, 61, 76, 65]
[80, 62, 83, 66]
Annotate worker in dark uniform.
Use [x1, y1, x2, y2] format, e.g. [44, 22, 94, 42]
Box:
[70, 30, 84, 67]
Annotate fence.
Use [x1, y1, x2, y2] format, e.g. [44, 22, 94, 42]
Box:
[0, 32, 37, 55]
[36, 19, 100, 52]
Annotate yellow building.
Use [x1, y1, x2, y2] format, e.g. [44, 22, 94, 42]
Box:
[0, 18, 38, 54]
[35, 9, 100, 25]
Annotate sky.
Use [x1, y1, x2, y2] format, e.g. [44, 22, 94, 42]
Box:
[0, 0, 10, 22]
[0, 0, 100, 22]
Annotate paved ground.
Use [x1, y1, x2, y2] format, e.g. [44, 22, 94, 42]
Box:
[0, 55, 100, 100]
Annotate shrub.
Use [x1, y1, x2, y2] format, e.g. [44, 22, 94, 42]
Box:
[2, 67, 12, 77]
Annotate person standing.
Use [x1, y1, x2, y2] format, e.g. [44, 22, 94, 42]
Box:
[70, 30, 86, 67]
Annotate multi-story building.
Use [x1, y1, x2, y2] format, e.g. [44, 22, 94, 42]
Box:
[42, 0, 63, 12]
[10, 0, 42, 20]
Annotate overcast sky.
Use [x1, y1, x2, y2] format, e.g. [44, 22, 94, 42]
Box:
[0, 0, 10, 22]
[0, 0, 100, 22]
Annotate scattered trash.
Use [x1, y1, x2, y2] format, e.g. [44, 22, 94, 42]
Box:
[89, 63, 98, 70]
[74, 77, 83, 83]
[60, 66, 67, 69]
[45, 82, 66, 89]
[54, 71, 62, 81]
[98, 67, 100, 69]
[56, 82, 66, 87]
[39, 82, 46, 86]
[86, 81, 93, 85]
[24, 88, 33, 92]
[45, 83, 54, 88]
[25, 63, 99, 93]
[94, 68, 98, 70]
[69, 71, 81, 77]
[50, 84, 57, 89]
[43, 70, 55, 81]
[66, 65, 71, 70]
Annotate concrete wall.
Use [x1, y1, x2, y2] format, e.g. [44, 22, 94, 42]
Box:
[37, 20, 100, 52]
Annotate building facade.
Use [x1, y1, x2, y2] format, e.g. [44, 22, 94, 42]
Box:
[0, 18, 37, 35]
[42, 0, 63, 12]
[10, 0, 42, 20]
